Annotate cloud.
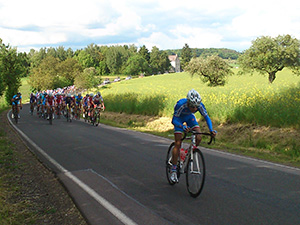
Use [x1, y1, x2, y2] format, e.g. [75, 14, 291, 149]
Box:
[1, 0, 300, 52]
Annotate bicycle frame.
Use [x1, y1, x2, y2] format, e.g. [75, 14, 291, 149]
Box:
[180, 132, 214, 173]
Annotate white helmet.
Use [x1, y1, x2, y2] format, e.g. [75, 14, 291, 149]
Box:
[187, 89, 202, 107]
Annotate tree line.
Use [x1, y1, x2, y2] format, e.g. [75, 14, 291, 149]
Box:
[1, 41, 241, 95]
[165, 47, 240, 60]
[1, 34, 299, 105]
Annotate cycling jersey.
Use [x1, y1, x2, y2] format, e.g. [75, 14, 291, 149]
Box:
[46, 96, 55, 106]
[65, 96, 73, 105]
[75, 96, 83, 105]
[83, 97, 89, 107]
[55, 95, 63, 104]
[42, 94, 47, 105]
[30, 95, 37, 104]
[88, 96, 94, 106]
[12, 95, 22, 105]
[93, 96, 103, 106]
[172, 98, 213, 133]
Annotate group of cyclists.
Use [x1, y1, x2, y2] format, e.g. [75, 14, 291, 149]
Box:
[12, 88, 105, 124]
[11, 87, 217, 187]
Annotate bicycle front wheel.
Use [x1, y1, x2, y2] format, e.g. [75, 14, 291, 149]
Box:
[186, 148, 205, 198]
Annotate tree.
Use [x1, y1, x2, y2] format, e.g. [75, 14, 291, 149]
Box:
[150, 46, 161, 74]
[75, 50, 94, 69]
[56, 46, 68, 61]
[74, 67, 99, 90]
[29, 56, 59, 90]
[181, 43, 192, 70]
[57, 58, 82, 87]
[159, 51, 170, 73]
[85, 43, 104, 68]
[138, 45, 150, 63]
[186, 55, 233, 86]
[28, 47, 47, 68]
[124, 55, 150, 75]
[0, 39, 24, 104]
[238, 35, 300, 83]
[105, 46, 123, 74]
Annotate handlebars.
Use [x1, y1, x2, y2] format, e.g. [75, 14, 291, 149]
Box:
[181, 131, 215, 145]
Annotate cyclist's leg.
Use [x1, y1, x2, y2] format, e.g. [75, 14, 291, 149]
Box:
[17, 103, 20, 114]
[12, 104, 15, 118]
[187, 114, 201, 145]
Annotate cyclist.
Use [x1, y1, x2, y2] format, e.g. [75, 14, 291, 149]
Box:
[94, 92, 105, 109]
[11, 92, 22, 119]
[90, 92, 105, 119]
[74, 93, 83, 119]
[65, 93, 74, 118]
[82, 94, 89, 119]
[55, 92, 63, 117]
[29, 93, 37, 114]
[170, 89, 217, 183]
[46, 92, 55, 120]
[41, 91, 47, 118]
[87, 93, 94, 119]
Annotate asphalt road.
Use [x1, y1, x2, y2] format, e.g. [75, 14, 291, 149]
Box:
[8, 104, 300, 225]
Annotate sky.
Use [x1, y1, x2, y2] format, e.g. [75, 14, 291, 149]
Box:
[0, 0, 300, 53]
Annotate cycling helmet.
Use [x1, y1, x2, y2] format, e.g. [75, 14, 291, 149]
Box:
[187, 89, 202, 107]
[17, 92, 21, 95]
[90, 93, 94, 97]
[86, 94, 89, 97]
[78, 93, 81, 96]
[67, 93, 71, 97]
[97, 92, 101, 96]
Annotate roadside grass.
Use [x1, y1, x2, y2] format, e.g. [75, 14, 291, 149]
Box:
[100, 111, 300, 168]
[0, 110, 37, 224]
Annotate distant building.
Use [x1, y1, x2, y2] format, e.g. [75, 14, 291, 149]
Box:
[168, 54, 181, 73]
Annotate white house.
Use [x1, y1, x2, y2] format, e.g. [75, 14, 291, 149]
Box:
[168, 54, 181, 73]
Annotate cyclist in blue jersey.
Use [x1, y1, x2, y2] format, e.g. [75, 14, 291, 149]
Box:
[11, 92, 22, 119]
[74, 93, 83, 119]
[41, 92, 47, 118]
[170, 89, 217, 183]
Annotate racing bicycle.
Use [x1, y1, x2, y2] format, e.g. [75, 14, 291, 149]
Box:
[91, 106, 103, 126]
[48, 107, 54, 125]
[12, 105, 19, 124]
[65, 104, 72, 122]
[166, 130, 214, 198]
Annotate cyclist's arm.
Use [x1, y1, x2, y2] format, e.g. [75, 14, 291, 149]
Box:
[171, 115, 188, 131]
[203, 114, 213, 133]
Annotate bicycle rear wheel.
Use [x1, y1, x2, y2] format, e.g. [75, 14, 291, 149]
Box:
[186, 148, 205, 198]
[166, 142, 180, 185]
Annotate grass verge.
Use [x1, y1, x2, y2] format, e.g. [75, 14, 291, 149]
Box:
[0, 110, 37, 224]
[0, 108, 86, 224]
[100, 111, 300, 168]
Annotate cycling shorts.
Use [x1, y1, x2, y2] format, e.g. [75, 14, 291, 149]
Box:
[12, 101, 20, 106]
[172, 114, 200, 134]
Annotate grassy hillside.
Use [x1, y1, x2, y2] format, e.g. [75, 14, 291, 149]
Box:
[100, 69, 300, 129]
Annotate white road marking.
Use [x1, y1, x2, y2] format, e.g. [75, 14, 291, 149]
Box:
[7, 111, 137, 225]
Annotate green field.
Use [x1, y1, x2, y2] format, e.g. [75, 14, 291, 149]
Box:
[99, 69, 300, 129]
